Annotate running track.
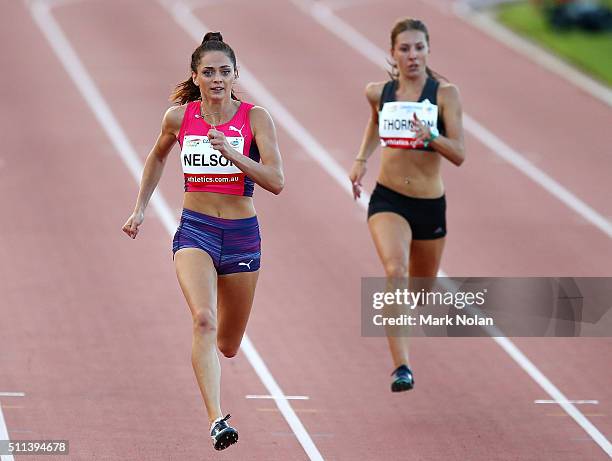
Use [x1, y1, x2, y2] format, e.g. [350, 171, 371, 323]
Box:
[1, 0, 611, 459]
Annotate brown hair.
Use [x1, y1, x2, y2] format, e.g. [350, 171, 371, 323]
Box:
[169, 32, 240, 105]
[389, 18, 446, 82]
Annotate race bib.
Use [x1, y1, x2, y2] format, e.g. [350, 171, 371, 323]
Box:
[379, 99, 438, 149]
[181, 135, 244, 185]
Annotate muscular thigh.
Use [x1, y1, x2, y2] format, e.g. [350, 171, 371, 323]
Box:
[368, 212, 412, 276]
[216, 271, 259, 351]
[409, 238, 445, 277]
[174, 248, 218, 321]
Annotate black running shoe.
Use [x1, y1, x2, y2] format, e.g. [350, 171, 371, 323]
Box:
[391, 365, 414, 392]
[210, 414, 238, 451]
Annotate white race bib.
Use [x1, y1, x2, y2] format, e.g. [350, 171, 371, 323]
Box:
[181, 135, 244, 174]
[379, 99, 438, 149]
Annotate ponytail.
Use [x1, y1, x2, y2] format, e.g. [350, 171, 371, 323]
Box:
[169, 78, 201, 105]
[169, 31, 240, 104]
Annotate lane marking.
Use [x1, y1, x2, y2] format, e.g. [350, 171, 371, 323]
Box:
[0, 404, 14, 461]
[29, 2, 323, 461]
[246, 395, 310, 400]
[294, 0, 612, 239]
[31, 0, 87, 8]
[258, 408, 321, 413]
[453, 2, 612, 108]
[290, 1, 612, 457]
[536, 400, 599, 405]
[272, 431, 334, 438]
[0, 394, 25, 398]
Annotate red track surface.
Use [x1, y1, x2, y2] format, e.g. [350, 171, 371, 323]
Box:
[1, 1, 610, 460]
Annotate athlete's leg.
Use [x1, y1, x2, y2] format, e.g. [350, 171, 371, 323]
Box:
[174, 248, 222, 424]
[409, 238, 445, 277]
[368, 212, 412, 368]
[216, 271, 259, 358]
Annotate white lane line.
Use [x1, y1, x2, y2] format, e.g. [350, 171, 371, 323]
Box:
[29, 2, 323, 461]
[0, 404, 15, 461]
[535, 400, 599, 405]
[453, 2, 612, 108]
[0, 394, 25, 398]
[296, 0, 612, 239]
[292, 1, 612, 457]
[246, 395, 310, 400]
[30, 0, 86, 8]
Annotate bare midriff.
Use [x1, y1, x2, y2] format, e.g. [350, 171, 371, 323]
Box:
[183, 192, 256, 219]
[377, 147, 444, 198]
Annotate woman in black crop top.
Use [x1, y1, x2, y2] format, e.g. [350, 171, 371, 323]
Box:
[349, 18, 465, 392]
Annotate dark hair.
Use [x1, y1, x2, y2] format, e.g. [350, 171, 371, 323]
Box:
[388, 18, 446, 82]
[170, 32, 240, 104]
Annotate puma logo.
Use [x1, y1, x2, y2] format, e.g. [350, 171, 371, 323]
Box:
[238, 259, 254, 269]
[228, 123, 245, 138]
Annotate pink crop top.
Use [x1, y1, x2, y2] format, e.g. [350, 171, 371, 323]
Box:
[177, 101, 260, 197]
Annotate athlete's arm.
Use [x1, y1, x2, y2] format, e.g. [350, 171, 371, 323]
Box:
[208, 106, 284, 195]
[122, 106, 181, 239]
[428, 84, 465, 166]
[356, 82, 383, 161]
[349, 82, 384, 199]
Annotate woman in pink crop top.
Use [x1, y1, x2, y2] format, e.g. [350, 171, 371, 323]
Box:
[122, 32, 284, 451]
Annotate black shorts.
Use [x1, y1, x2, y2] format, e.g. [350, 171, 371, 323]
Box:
[367, 183, 447, 240]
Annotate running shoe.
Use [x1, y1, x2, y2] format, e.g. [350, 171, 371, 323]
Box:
[391, 364, 414, 392]
[210, 414, 238, 451]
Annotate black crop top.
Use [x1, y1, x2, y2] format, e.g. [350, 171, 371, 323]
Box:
[378, 77, 446, 151]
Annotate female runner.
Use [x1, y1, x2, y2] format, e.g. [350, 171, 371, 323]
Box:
[122, 32, 284, 449]
[349, 18, 465, 392]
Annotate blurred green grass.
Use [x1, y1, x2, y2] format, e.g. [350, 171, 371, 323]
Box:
[496, 1, 612, 86]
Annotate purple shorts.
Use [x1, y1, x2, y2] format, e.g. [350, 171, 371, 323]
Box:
[172, 208, 261, 275]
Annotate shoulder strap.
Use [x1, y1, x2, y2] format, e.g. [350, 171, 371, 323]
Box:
[420, 77, 439, 105]
[378, 80, 397, 111]
[177, 101, 199, 146]
[239, 101, 254, 115]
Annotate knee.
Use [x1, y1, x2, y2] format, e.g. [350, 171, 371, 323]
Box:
[384, 261, 408, 279]
[192, 310, 217, 336]
[217, 342, 239, 359]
